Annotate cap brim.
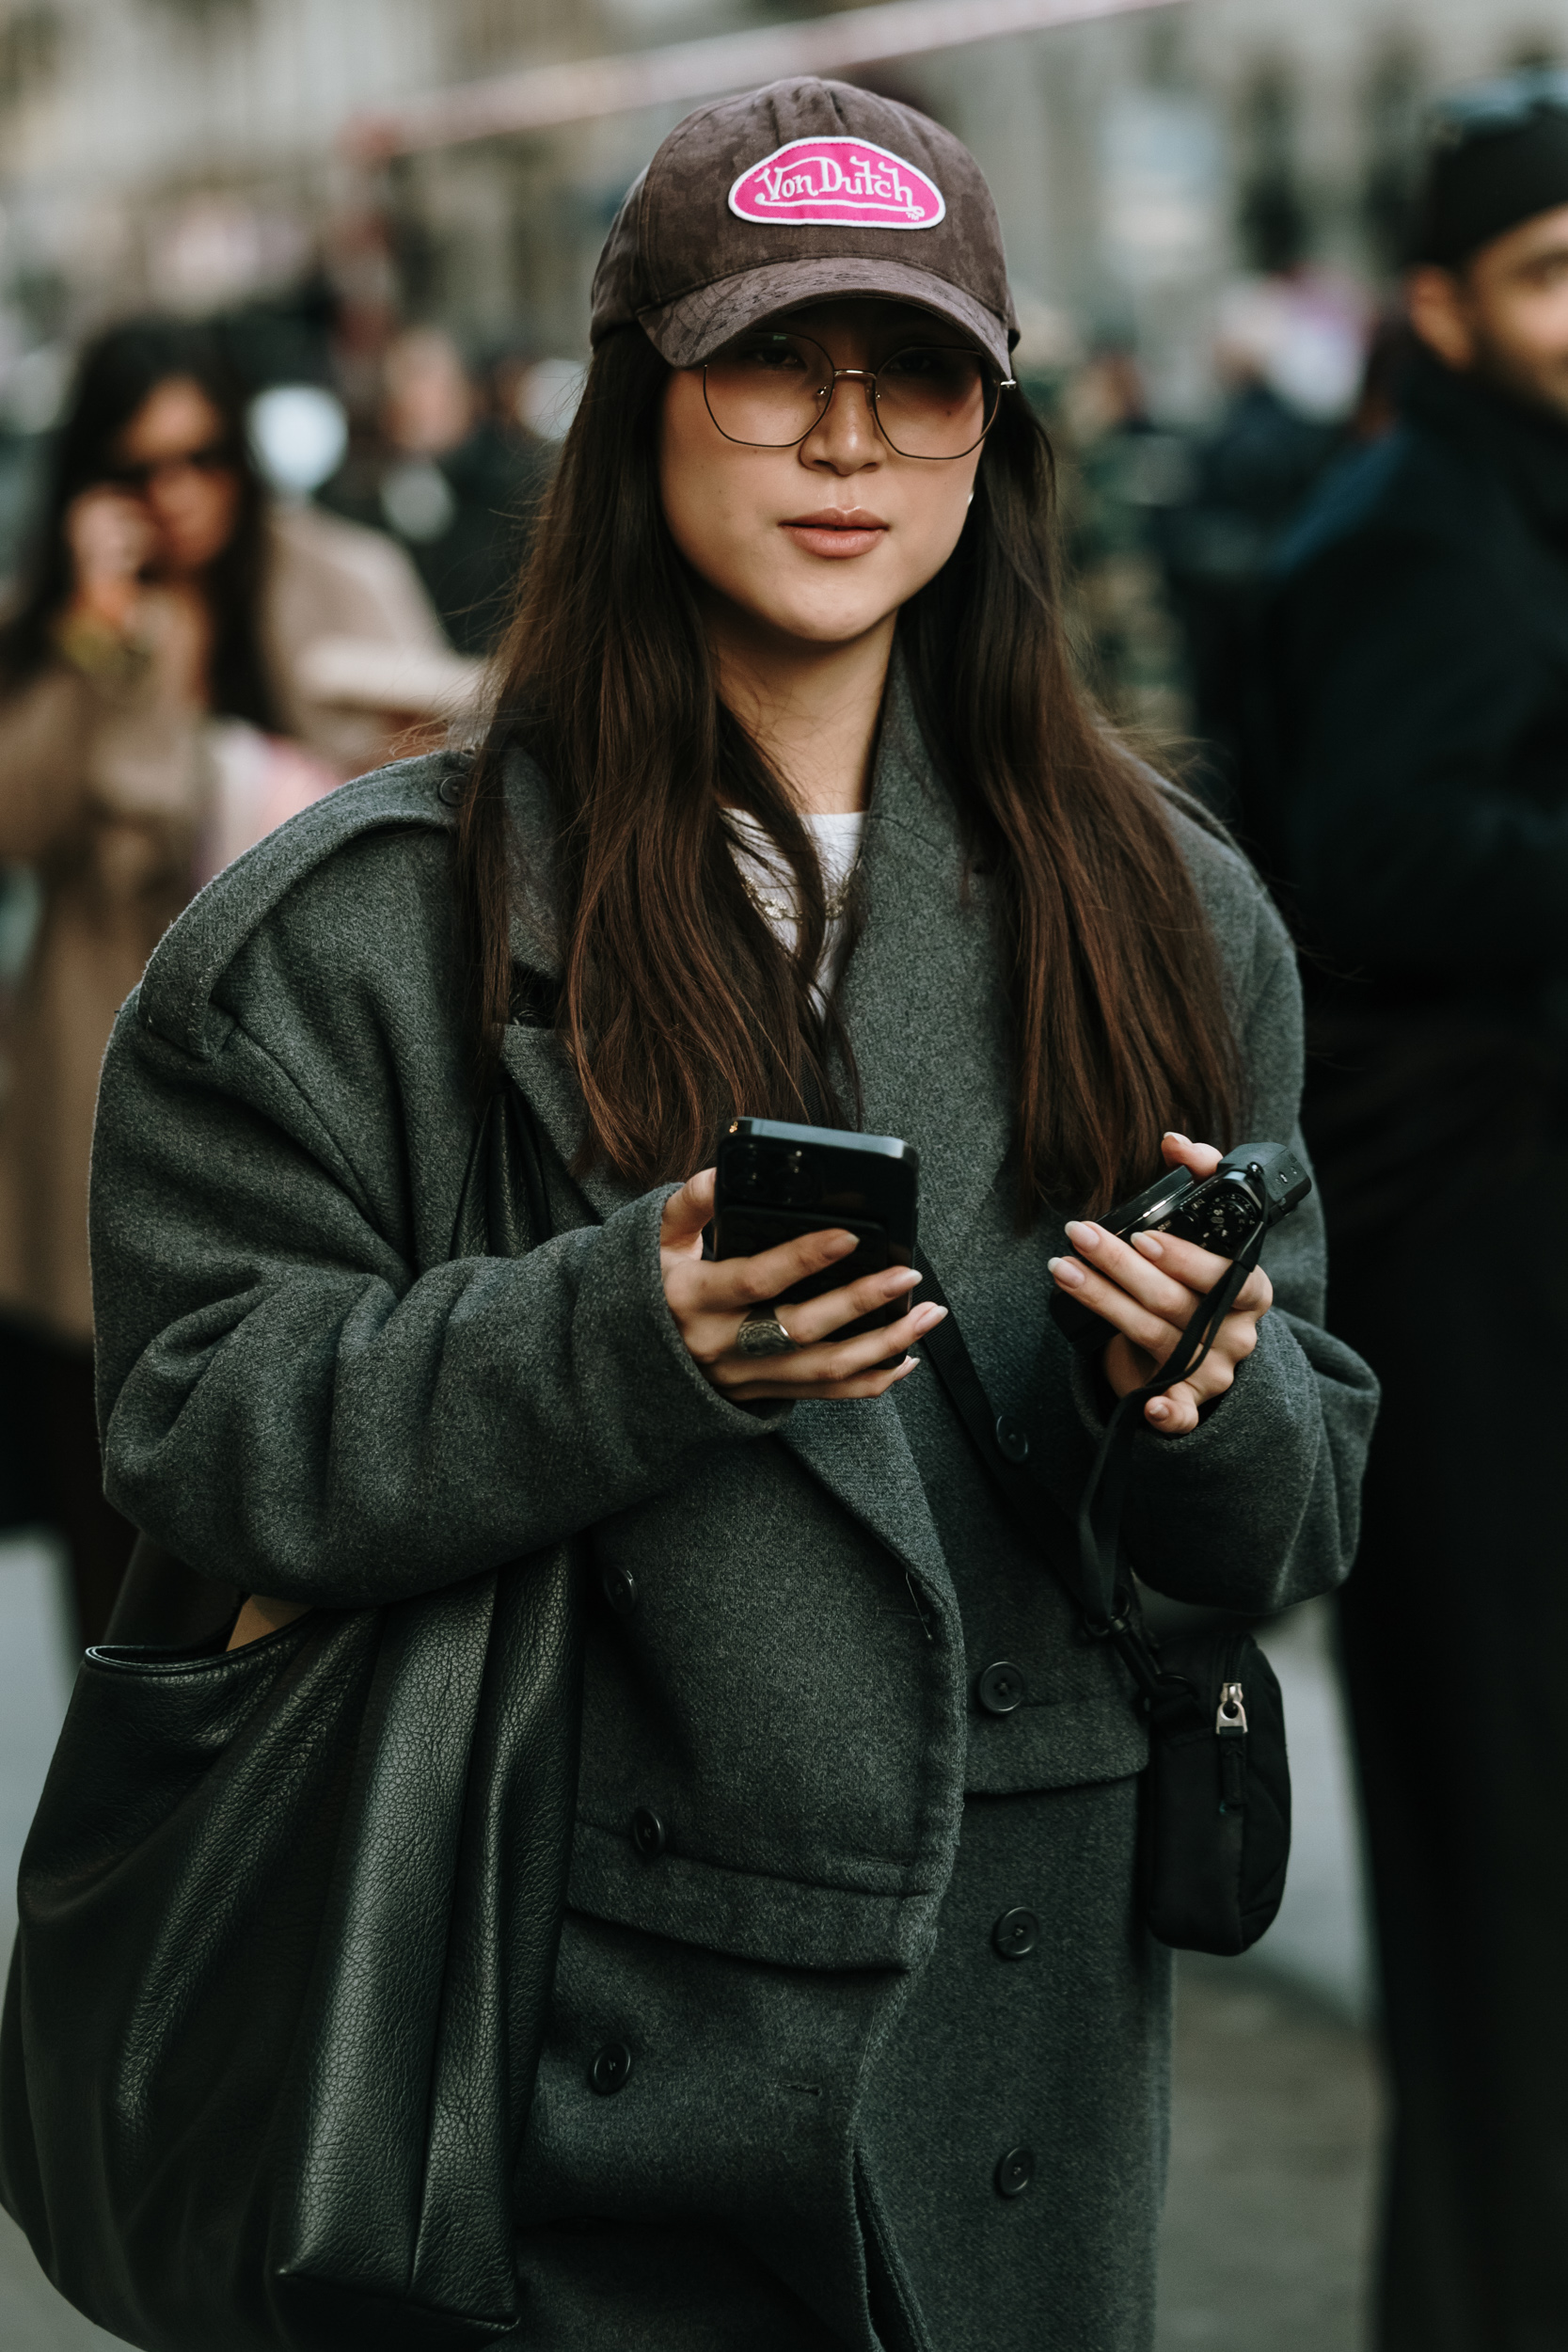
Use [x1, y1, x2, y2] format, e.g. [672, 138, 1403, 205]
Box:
[639, 256, 1014, 375]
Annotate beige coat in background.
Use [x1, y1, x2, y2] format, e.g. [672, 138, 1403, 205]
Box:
[0, 501, 461, 1343]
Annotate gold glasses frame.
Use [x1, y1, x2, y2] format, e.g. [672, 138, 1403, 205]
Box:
[702, 329, 1016, 463]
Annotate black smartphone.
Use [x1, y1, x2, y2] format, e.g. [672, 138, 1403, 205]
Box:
[712, 1118, 920, 1340]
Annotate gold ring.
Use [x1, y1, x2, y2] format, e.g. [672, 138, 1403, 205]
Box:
[736, 1307, 800, 1359]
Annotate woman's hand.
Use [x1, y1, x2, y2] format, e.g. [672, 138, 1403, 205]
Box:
[226, 1593, 310, 1653]
[233, 1168, 941, 1651]
[64, 485, 154, 633]
[661, 1168, 946, 1403]
[1048, 1134, 1274, 1437]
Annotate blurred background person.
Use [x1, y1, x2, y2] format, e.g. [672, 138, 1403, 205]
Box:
[323, 324, 554, 655]
[1050, 340, 1194, 744]
[1258, 72, 1568, 2352]
[1161, 266, 1365, 810]
[0, 315, 469, 1647]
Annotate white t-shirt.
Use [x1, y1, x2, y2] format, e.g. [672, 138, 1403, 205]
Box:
[722, 807, 865, 999]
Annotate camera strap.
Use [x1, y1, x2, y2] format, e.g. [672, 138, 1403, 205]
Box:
[913, 1200, 1268, 1720]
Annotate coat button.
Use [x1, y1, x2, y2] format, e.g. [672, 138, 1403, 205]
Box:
[601, 1563, 639, 1616]
[976, 1661, 1026, 1716]
[631, 1806, 666, 1857]
[436, 771, 466, 807]
[995, 2146, 1035, 2199]
[993, 1907, 1040, 1961]
[590, 2042, 633, 2096]
[995, 1414, 1030, 1463]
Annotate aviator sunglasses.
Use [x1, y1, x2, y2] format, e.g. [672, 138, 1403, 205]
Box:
[101, 440, 239, 495]
[703, 328, 1015, 461]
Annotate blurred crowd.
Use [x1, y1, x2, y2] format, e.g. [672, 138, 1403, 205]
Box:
[1052, 79, 1568, 2352]
[1026, 259, 1386, 796]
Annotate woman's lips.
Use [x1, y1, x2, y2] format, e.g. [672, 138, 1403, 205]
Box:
[780, 508, 887, 559]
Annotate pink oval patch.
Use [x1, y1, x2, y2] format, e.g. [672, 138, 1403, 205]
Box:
[728, 137, 946, 232]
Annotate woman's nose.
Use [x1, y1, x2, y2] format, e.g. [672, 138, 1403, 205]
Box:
[799, 373, 881, 469]
[147, 484, 188, 529]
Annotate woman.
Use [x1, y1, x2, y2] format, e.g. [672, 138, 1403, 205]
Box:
[0, 316, 460, 1642]
[88, 86, 1375, 2352]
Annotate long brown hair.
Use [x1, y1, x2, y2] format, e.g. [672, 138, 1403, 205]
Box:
[460, 325, 1238, 1217]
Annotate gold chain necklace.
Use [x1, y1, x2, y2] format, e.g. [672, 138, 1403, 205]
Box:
[739, 852, 861, 926]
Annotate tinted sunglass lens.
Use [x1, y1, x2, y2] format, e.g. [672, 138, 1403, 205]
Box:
[705, 334, 832, 447]
[103, 443, 234, 493]
[875, 348, 992, 457]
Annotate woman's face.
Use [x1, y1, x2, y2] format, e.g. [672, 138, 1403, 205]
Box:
[110, 376, 243, 577]
[659, 299, 987, 651]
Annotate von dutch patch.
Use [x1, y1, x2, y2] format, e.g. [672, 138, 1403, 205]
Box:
[728, 137, 946, 231]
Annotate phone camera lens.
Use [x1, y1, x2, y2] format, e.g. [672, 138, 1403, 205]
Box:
[727, 1141, 823, 1207]
[729, 1144, 767, 1195]
[767, 1146, 822, 1206]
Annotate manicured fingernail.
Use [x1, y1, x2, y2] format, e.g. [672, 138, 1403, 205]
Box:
[885, 1267, 921, 1292]
[1132, 1232, 1164, 1259]
[1164, 1132, 1191, 1148]
[1147, 1399, 1171, 1422]
[1064, 1220, 1100, 1250]
[1048, 1256, 1085, 1288]
[825, 1232, 858, 1254]
[914, 1303, 947, 1330]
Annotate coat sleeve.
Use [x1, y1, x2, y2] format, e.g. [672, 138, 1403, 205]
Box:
[91, 988, 786, 1609]
[0, 612, 208, 864]
[1269, 524, 1568, 973]
[1064, 911, 1379, 1615]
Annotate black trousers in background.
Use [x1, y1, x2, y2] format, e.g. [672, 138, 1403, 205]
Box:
[0, 1316, 136, 1649]
[1308, 1017, 1568, 2352]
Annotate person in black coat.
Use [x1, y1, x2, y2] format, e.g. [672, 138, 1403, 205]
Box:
[324, 327, 554, 656]
[1259, 72, 1568, 2352]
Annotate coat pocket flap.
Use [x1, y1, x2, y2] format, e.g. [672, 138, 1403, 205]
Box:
[567, 1820, 944, 1974]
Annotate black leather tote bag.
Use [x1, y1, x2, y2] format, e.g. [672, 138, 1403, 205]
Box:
[0, 1082, 584, 2352]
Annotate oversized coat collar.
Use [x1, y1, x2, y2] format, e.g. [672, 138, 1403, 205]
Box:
[497, 656, 1015, 1597]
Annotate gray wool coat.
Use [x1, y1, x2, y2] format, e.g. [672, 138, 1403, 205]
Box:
[89, 670, 1377, 2352]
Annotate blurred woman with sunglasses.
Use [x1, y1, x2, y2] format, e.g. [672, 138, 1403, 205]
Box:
[0, 316, 458, 1645]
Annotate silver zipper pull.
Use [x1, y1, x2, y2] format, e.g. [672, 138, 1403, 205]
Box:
[1216, 1681, 1248, 1735]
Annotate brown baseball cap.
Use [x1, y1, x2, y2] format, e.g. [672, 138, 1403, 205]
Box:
[591, 77, 1018, 375]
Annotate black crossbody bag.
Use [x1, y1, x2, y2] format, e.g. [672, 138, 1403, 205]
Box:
[915, 1215, 1291, 1958]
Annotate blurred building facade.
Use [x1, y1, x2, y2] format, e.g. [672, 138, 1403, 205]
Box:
[2, 0, 1566, 400]
[5, 0, 1568, 693]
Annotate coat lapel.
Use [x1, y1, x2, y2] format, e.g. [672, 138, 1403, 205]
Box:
[774, 663, 1007, 1595]
[499, 749, 642, 1229]
[778, 1390, 956, 1613]
[832, 658, 1016, 1277]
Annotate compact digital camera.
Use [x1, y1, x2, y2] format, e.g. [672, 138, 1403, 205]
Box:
[713, 1117, 919, 1339]
[1050, 1138, 1313, 1356]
